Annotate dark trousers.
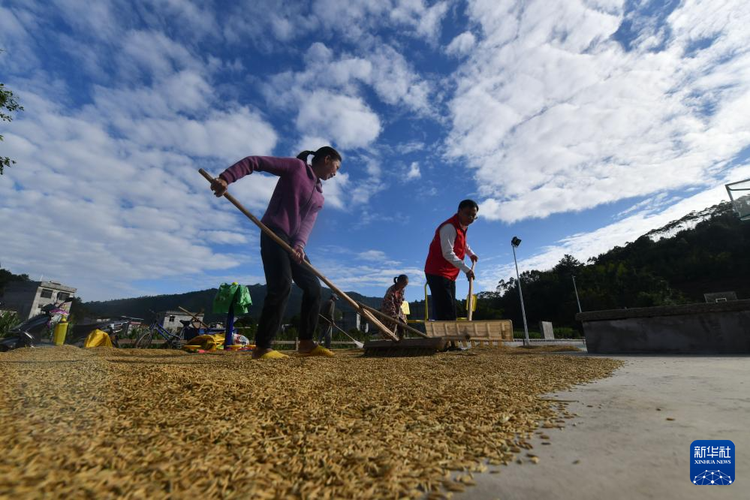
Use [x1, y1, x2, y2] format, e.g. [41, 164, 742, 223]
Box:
[256, 229, 322, 350]
[426, 273, 457, 320]
[318, 321, 333, 349]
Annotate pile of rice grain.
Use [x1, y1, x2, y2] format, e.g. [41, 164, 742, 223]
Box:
[0, 345, 620, 498]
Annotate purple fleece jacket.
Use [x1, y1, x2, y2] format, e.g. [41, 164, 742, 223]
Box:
[219, 156, 324, 249]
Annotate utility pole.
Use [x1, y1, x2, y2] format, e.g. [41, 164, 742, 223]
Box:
[511, 236, 530, 347]
[572, 275, 582, 313]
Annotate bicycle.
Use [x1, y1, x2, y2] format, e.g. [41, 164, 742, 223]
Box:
[102, 316, 142, 348]
[134, 311, 190, 349]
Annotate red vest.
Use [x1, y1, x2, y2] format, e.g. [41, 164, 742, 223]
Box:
[424, 214, 467, 281]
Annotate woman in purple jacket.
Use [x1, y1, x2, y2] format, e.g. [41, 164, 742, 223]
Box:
[210, 146, 342, 359]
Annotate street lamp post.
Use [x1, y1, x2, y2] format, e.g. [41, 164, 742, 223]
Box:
[511, 236, 530, 347]
[572, 275, 582, 314]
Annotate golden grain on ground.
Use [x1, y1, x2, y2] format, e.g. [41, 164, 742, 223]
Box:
[0, 345, 621, 498]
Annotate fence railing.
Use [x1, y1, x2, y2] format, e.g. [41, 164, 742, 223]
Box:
[117, 338, 361, 348]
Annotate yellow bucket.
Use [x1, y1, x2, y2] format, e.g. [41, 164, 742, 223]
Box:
[53, 318, 69, 346]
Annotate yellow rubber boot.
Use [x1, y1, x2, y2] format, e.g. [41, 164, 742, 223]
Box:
[298, 345, 334, 357]
[258, 350, 289, 359]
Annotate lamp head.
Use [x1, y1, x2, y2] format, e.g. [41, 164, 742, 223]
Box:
[511, 236, 522, 247]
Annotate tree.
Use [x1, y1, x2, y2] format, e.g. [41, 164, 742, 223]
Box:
[1, 50, 24, 175]
[0, 266, 29, 295]
[68, 296, 92, 324]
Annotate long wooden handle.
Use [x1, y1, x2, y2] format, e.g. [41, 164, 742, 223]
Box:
[178, 306, 210, 329]
[199, 168, 398, 341]
[356, 302, 429, 339]
[467, 261, 476, 321]
[318, 314, 364, 346]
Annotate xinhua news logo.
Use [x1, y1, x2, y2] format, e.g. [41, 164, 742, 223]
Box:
[690, 440, 735, 485]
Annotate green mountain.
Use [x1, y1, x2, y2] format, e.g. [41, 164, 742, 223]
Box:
[83, 285, 384, 325]
[481, 202, 750, 332]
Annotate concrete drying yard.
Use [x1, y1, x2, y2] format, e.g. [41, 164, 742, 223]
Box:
[0, 345, 620, 498]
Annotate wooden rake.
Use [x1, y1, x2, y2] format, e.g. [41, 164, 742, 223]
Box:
[357, 301, 448, 357]
[198, 169, 399, 342]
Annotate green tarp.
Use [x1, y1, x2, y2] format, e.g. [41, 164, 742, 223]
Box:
[213, 283, 252, 314]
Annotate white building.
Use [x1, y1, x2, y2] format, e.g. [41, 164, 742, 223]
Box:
[158, 310, 204, 333]
[1, 281, 77, 320]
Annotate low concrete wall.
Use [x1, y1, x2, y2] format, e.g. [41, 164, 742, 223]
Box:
[576, 300, 750, 354]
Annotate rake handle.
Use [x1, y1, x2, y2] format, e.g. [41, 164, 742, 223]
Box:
[198, 168, 399, 342]
[356, 302, 429, 339]
[178, 306, 210, 329]
[467, 260, 476, 321]
[318, 314, 364, 347]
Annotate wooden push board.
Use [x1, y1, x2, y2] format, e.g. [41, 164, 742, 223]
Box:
[423, 320, 513, 344]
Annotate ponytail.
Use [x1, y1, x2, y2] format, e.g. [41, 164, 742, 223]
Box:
[297, 150, 315, 162]
[297, 146, 342, 166]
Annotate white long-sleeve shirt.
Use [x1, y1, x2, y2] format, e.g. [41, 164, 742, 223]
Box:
[439, 223, 475, 274]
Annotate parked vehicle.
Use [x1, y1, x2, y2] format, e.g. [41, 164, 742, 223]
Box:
[135, 310, 221, 349]
[0, 298, 72, 352]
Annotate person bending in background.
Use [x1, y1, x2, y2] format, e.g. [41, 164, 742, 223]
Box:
[381, 275, 409, 339]
[211, 147, 341, 359]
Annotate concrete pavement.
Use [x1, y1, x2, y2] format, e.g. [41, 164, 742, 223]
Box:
[456, 354, 749, 500]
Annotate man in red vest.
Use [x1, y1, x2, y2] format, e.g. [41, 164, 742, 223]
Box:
[424, 200, 479, 320]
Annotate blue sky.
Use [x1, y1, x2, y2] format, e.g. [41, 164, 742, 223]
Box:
[1, 0, 749, 303]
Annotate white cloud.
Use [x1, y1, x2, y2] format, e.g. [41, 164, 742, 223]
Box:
[118, 29, 203, 80]
[446, 31, 477, 57]
[296, 91, 382, 149]
[396, 141, 427, 154]
[390, 0, 450, 42]
[256, 40, 435, 215]
[368, 45, 434, 115]
[149, 0, 220, 39]
[347, 157, 387, 206]
[312, 0, 391, 41]
[476, 165, 750, 292]
[318, 172, 349, 211]
[48, 0, 122, 42]
[224, 171, 283, 213]
[292, 135, 334, 156]
[0, 16, 279, 300]
[406, 161, 422, 180]
[222, 2, 312, 48]
[91, 71, 213, 118]
[0, 6, 42, 72]
[447, 0, 750, 223]
[223, 0, 448, 48]
[353, 210, 412, 229]
[198, 230, 251, 245]
[358, 250, 388, 261]
[124, 109, 278, 162]
[266, 42, 434, 121]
